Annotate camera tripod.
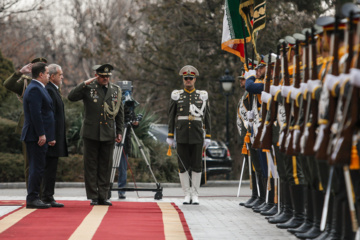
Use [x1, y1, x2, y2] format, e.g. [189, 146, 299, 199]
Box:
[109, 122, 163, 200]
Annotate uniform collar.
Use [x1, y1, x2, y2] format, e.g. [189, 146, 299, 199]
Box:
[184, 88, 195, 93]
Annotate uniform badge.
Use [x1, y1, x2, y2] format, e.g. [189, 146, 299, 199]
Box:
[180, 108, 183, 111]
[90, 89, 99, 99]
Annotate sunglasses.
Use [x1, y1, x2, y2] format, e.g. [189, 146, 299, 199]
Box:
[183, 77, 194, 81]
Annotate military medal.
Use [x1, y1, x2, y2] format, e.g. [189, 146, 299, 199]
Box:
[94, 99, 97, 102]
[180, 108, 183, 111]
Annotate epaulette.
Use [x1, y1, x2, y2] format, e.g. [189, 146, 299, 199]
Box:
[111, 83, 120, 90]
[195, 90, 208, 101]
[171, 90, 184, 101]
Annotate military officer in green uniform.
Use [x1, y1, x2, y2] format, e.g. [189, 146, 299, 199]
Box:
[68, 64, 124, 206]
[167, 65, 211, 205]
[3, 57, 47, 187]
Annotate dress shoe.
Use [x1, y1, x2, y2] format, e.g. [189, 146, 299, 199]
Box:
[90, 199, 98, 205]
[118, 193, 126, 199]
[26, 199, 51, 209]
[49, 201, 64, 208]
[99, 199, 112, 206]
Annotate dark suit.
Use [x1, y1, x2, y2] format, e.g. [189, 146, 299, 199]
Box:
[21, 80, 55, 203]
[41, 82, 68, 202]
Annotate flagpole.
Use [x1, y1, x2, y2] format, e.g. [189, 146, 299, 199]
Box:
[241, 19, 249, 70]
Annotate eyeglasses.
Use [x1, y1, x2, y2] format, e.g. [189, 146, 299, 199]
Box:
[183, 77, 194, 81]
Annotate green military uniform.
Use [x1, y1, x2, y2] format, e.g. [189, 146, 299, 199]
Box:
[3, 57, 48, 186]
[167, 65, 210, 205]
[68, 64, 124, 204]
[168, 88, 211, 172]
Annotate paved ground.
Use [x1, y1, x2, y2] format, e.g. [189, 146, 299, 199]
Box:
[0, 181, 297, 240]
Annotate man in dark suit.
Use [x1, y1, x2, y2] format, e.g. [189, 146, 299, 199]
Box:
[41, 64, 68, 207]
[21, 62, 56, 209]
[4, 57, 48, 187]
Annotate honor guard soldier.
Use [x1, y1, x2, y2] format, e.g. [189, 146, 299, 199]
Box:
[68, 64, 124, 206]
[167, 65, 211, 205]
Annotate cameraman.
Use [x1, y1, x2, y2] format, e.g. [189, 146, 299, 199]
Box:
[118, 86, 139, 199]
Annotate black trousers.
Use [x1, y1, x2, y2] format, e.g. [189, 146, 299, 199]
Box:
[41, 156, 59, 201]
[83, 138, 114, 200]
[26, 141, 48, 202]
[177, 143, 203, 173]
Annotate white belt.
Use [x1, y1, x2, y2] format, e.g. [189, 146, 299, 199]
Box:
[178, 115, 202, 121]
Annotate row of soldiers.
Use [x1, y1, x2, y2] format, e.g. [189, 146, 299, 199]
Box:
[237, 3, 360, 240]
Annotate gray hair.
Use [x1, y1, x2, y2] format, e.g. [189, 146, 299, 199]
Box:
[48, 64, 62, 76]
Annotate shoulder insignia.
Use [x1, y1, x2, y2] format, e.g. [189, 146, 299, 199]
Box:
[171, 90, 184, 101]
[195, 90, 208, 101]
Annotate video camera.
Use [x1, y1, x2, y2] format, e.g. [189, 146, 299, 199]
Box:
[116, 80, 143, 123]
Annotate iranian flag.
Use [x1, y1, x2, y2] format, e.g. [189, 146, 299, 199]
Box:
[221, 0, 251, 67]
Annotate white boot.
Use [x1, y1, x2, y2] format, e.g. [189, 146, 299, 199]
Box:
[191, 172, 202, 205]
[179, 172, 191, 204]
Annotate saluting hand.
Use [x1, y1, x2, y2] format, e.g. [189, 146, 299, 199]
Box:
[84, 77, 98, 85]
[20, 63, 33, 74]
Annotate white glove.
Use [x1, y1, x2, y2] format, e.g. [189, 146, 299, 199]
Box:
[203, 139, 211, 148]
[166, 138, 175, 147]
[244, 70, 256, 79]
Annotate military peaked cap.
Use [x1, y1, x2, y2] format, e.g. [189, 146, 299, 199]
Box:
[285, 36, 296, 46]
[93, 63, 114, 76]
[341, 3, 360, 18]
[264, 53, 277, 65]
[179, 65, 199, 77]
[31, 57, 47, 64]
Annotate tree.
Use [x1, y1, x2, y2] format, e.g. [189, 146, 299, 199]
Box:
[0, 50, 14, 104]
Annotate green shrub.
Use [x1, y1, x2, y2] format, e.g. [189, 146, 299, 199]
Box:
[125, 140, 179, 183]
[57, 154, 84, 182]
[0, 152, 25, 182]
[0, 117, 22, 153]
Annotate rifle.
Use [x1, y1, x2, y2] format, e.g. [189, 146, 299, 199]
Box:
[329, 10, 356, 165]
[279, 40, 292, 152]
[293, 31, 310, 153]
[285, 39, 301, 155]
[252, 52, 272, 149]
[260, 46, 281, 149]
[330, 9, 360, 232]
[302, 28, 319, 156]
[315, 16, 340, 161]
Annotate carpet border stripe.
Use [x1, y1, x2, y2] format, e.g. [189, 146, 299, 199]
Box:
[69, 205, 109, 240]
[0, 207, 36, 234]
[157, 202, 193, 240]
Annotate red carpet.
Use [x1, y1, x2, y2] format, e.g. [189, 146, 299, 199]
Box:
[0, 201, 193, 240]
